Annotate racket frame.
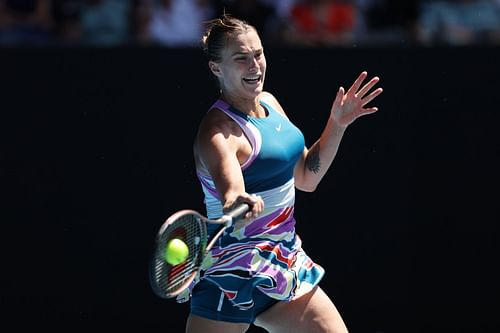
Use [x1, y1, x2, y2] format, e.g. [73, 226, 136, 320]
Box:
[150, 203, 249, 299]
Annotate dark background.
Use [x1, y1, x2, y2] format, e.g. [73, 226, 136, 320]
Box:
[2, 46, 499, 332]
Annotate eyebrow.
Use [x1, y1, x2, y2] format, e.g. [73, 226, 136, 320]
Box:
[231, 49, 263, 56]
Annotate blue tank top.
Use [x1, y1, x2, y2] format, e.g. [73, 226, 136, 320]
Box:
[217, 99, 305, 193]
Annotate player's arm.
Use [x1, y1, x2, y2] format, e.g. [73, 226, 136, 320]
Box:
[295, 72, 382, 191]
[293, 119, 346, 192]
[261, 71, 382, 192]
[195, 110, 263, 217]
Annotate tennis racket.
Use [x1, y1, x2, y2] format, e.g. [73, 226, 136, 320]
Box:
[149, 203, 250, 299]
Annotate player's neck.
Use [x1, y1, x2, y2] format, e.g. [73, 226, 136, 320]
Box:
[220, 93, 264, 118]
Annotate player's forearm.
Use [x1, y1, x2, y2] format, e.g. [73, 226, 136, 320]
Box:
[297, 117, 346, 191]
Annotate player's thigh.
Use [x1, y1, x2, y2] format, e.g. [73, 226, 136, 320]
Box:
[254, 286, 348, 333]
[185, 314, 250, 333]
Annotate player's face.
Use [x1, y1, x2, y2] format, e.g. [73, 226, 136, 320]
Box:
[212, 30, 266, 100]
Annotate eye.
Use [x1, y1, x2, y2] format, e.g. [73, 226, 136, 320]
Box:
[233, 54, 248, 62]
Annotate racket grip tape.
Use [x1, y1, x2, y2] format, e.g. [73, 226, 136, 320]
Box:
[226, 203, 251, 222]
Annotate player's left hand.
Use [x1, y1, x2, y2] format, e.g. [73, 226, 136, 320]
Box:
[330, 71, 383, 128]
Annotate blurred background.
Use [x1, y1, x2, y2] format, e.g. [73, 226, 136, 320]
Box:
[2, 0, 500, 48]
[2, 1, 500, 333]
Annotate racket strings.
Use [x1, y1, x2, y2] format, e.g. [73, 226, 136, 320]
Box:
[152, 214, 206, 297]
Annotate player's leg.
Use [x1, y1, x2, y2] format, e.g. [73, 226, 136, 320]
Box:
[254, 285, 348, 333]
[186, 280, 254, 333]
[185, 314, 250, 333]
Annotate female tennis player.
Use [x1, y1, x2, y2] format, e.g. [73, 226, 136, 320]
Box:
[180, 14, 383, 333]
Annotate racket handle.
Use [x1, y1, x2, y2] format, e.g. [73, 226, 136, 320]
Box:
[225, 203, 251, 222]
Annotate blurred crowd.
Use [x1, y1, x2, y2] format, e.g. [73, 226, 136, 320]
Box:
[1, 0, 500, 47]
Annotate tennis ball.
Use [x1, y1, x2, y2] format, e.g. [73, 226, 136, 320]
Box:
[165, 238, 189, 265]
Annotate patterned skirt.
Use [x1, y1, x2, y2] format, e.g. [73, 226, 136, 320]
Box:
[176, 201, 325, 309]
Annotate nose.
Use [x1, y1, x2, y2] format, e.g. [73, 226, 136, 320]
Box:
[249, 57, 259, 72]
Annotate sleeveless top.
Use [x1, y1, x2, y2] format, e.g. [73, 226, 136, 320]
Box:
[176, 98, 325, 308]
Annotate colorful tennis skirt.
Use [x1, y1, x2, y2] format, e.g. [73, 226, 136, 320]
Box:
[176, 179, 325, 309]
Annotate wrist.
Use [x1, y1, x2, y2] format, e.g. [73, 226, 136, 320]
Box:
[330, 116, 348, 131]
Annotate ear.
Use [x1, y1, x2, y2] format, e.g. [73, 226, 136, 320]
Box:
[209, 61, 222, 77]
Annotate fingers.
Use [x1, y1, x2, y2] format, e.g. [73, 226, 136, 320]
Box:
[345, 71, 383, 111]
[357, 76, 380, 99]
[232, 193, 264, 219]
[361, 86, 383, 107]
[331, 86, 345, 109]
[346, 71, 368, 96]
[359, 106, 379, 117]
[246, 196, 264, 219]
[346, 71, 382, 101]
[248, 193, 264, 218]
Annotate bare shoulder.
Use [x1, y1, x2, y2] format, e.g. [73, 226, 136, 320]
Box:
[194, 106, 246, 172]
[259, 91, 289, 118]
[195, 107, 242, 149]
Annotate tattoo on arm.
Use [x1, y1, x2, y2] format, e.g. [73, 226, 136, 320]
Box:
[306, 146, 321, 174]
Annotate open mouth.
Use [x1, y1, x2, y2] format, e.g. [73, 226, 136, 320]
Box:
[243, 75, 262, 84]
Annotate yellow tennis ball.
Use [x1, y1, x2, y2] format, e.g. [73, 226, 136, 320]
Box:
[165, 238, 189, 265]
